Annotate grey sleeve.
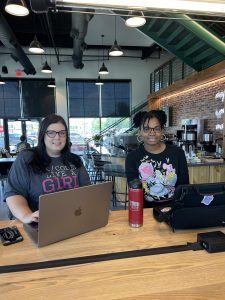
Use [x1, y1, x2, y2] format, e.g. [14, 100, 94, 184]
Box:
[78, 164, 91, 186]
[4, 153, 30, 199]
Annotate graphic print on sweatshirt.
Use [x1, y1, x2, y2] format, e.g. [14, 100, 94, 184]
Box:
[42, 164, 79, 193]
[138, 155, 177, 202]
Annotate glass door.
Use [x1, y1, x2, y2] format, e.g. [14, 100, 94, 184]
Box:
[25, 120, 39, 147]
[8, 120, 22, 154]
[7, 119, 40, 154]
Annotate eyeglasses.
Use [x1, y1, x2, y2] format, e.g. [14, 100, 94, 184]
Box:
[142, 126, 162, 133]
[45, 130, 67, 138]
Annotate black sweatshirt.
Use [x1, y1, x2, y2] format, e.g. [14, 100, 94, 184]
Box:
[125, 144, 189, 207]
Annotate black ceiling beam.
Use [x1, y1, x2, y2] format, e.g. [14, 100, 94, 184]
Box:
[0, 12, 36, 75]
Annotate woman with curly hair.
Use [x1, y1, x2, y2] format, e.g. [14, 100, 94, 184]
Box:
[125, 110, 189, 208]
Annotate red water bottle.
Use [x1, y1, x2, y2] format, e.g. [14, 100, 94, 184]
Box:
[128, 179, 144, 227]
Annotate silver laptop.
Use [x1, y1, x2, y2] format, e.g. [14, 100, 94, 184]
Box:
[23, 181, 113, 247]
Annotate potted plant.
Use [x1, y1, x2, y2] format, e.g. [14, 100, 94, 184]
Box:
[93, 134, 103, 147]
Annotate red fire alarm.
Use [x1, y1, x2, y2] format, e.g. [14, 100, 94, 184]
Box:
[16, 70, 23, 77]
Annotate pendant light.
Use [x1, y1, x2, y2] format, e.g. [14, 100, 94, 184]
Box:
[95, 76, 104, 86]
[0, 76, 5, 85]
[29, 35, 44, 54]
[109, 16, 123, 57]
[99, 35, 109, 75]
[125, 11, 146, 28]
[5, 0, 29, 16]
[41, 61, 52, 73]
[2, 66, 8, 74]
[48, 79, 56, 88]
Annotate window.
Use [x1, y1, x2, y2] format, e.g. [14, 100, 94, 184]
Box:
[67, 79, 131, 155]
[68, 81, 99, 117]
[0, 80, 20, 118]
[67, 80, 131, 118]
[22, 80, 55, 117]
[0, 79, 55, 118]
[101, 82, 130, 117]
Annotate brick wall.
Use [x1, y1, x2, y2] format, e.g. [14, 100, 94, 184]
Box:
[148, 77, 225, 141]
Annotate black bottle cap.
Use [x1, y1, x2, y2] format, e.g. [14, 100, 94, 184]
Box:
[129, 179, 142, 189]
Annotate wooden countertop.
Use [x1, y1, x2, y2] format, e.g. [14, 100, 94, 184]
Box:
[188, 159, 225, 167]
[106, 154, 225, 166]
[1, 209, 225, 299]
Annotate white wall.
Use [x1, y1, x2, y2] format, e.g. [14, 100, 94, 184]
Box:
[0, 48, 173, 121]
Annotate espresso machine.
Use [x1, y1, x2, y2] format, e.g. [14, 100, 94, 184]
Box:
[177, 119, 204, 156]
[201, 132, 216, 153]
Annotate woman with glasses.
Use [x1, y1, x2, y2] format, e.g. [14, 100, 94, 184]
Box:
[5, 114, 91, 223]
[125, 110, 189, 208]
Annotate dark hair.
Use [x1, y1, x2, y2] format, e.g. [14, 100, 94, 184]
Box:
[20, 135, 26, 142]
[139, 110, 167, 129]
[133, 111, 147, 128]
[29, 114, 81, 172]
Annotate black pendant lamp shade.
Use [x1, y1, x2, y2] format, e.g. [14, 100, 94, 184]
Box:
[2, 66, 8, 74]
[109, 40, 123, 57]
[95, 76, 104, 86]
[47, 79, 56, 88]
[99, 62, 109, 75]
[5, 0, 29, 16]
[0, 76, 5, 85]
[41, 61, 52, 73]
[29, 36, 44, 54]
[99, 34, 109, 75]
[109, 17, 123, 57]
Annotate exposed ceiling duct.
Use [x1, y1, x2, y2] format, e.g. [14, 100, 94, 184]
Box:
[30, 0, 94, 69]
[0, 12, 36, 75]
[71, 10, 94, 69]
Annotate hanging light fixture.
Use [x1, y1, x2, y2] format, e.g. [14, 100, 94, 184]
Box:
[125, 11, 146, 27]
[5, 0, 29, 16]
[2, 66, 8, 74]
[29, 36, 44, 54]
[41, 61, 52, 73]
[47, 79, 56, 88]
[0, 76, 5, 85]
[99, 35, 109, 75]
[109, 16, 123, 57]
[95, 76, 104, 86]
[99, 62, 108, 75]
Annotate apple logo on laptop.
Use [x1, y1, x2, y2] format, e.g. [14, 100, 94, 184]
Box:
[74, 207, 82, 216]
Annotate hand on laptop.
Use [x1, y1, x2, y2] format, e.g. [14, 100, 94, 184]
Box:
[23, 210, 39, 224]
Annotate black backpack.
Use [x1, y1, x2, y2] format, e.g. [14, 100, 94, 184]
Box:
[153, 182, 225, 230]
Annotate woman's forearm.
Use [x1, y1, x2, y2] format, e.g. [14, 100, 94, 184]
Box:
[6, 195, 37, 223]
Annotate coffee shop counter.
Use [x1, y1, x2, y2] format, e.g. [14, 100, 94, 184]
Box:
[105, 155, 225, 185]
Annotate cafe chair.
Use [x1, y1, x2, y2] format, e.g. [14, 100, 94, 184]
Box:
[91, 154, 111, 184]
[103, 164, 128, 209]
